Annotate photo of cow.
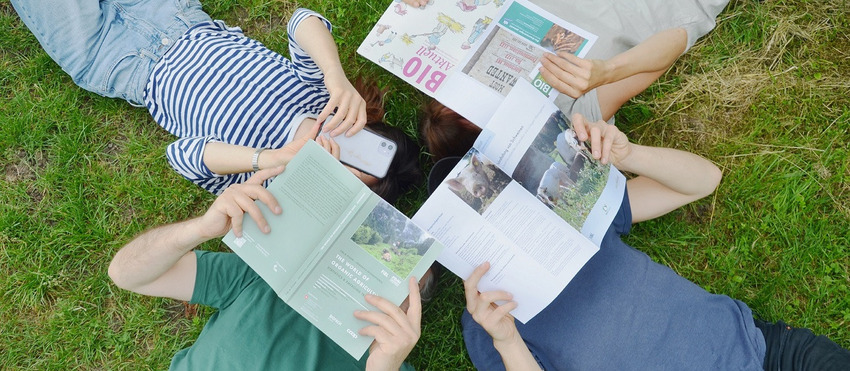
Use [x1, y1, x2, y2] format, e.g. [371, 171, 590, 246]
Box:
[511, 111, 609, 229]
[444, 149, 512, 214]
[351, 200, 435, 277]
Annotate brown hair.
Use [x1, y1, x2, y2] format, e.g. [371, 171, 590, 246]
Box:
[354, 79, 423, 203]
[420, 100, 481, 161]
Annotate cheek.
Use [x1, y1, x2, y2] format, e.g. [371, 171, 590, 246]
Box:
[360, 174, 380, 187]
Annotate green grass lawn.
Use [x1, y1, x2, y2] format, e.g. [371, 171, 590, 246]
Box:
[1, 0, 848, 369]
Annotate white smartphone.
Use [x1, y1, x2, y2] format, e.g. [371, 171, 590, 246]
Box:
[320, 127, 397, 178]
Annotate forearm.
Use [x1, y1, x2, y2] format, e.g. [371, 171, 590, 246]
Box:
[108, 218, 208, 297]
[617, 144, 722, 223]
[617, 143, 720, 196]
[494, 335, 542, 371]
[293, 15, 346, 82]
[202, 142, 284, 175]
[601, 28, 687, 85]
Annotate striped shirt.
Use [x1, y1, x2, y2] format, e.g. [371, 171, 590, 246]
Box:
[144, 8, 332, 194]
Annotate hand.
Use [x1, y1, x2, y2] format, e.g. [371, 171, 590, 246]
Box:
[262, 123, 336, 169]
[571, 113, 631, 166]
[540, 52, 611, 98]
[357, 277, 421, 371]
[317, 74, 367, 138]
[464, 262, 522, 345]
[196, 167, 284, 238]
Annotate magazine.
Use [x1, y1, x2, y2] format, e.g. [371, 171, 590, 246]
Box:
[358, 0, 597, 126]
[222, 141, 444, 359]
[412, 81, 625, 322]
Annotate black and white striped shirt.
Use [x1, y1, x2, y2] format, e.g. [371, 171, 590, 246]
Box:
[145, 8, 331, 194]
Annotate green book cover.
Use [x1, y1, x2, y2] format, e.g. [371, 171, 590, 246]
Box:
[222, 141, 443, 359]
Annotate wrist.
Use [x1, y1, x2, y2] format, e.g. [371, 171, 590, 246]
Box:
[258, 148, 285, 170]
[612, 142, 641, 171]
[182, 217, 216, 247]
[492, 330, 524, 352]
[600, 59, 617, 85]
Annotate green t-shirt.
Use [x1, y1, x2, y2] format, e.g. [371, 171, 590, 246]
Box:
[169, 250, 414, 370]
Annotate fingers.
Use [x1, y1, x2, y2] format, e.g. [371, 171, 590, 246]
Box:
[316, 135, 340, 159]
[539, 59, 582, 99]
[463, 262, 490, 305]
[319, 95, 368, 138]
[245, 166, 285, 185]
[345, 101, 368, 137]
[540, 53, 591, 98]
[227, 186, 273, 235]
[600, 126, 615, 164]
[406, 276, 422, 331]
[571, 113, 590, 141]
[355, 277, 421, 336]
[571, 113, 623, 164]
[305, 121, 321, 140]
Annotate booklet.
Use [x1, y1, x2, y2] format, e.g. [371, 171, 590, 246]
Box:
[222, 141, 444, 359]
[358, 0, 597, 126]
[413, 80, 625, 322]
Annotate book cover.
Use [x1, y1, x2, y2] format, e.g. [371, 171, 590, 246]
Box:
[222, 141, 444, 359]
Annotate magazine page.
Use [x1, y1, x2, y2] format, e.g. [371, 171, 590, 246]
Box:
[283, 196, 443, 359]
[222, 141, 366, 293]
[474, 80, 625, 245]
[413, 149, 598, 323]
[222, 141, 444, 359]
[437, 0, 598, 126]
[357, 0, 507, 97]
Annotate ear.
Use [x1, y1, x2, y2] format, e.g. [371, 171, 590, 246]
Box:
[470, 154, 482, 168]
[446, 178, 464, 192]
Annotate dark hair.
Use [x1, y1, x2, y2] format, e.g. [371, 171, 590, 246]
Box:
[420, 100, 481, 161]
[355, 79, 423, 203]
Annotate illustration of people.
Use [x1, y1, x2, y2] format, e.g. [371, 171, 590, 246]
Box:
[371, 30, 398, 47]
[374, 23, 391, 37]
[456, 0, 504, 12]
[461, 17, 492, 50]
[379, 53, 405, 70]
[411, 13, 464, 50]
[393, 0, 408, 15]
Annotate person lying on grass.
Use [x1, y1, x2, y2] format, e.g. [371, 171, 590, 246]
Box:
[11, 2, 419, 201]
[456, 117, 850, 371]
[108, 168, 421, 370]
[407, 0, 730, 129]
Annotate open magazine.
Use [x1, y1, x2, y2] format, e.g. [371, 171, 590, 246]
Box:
[222, 141, 444, 359]
[413, 80, 625, 322]
[358, 0, 597, 126]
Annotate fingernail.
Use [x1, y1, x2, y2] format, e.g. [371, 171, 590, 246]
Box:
[263, 226, 271, 233]
[274, 206, 282, 214]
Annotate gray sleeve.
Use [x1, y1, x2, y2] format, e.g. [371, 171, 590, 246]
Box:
[555, 89, 614, 125]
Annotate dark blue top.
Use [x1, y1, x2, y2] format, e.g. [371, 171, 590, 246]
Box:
[463, 190, 766, 370]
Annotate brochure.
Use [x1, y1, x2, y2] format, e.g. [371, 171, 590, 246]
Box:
[413, 81, 625, 322]
[222, 141, 444, 359]
[358, 0, 598, 126]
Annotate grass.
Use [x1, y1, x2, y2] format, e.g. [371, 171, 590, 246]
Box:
[0, 0, 848, 369]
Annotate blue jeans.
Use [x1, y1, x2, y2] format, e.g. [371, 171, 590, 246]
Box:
[11, 0, 211, 105]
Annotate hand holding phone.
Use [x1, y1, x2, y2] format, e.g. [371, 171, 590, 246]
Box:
[320, 127, 397, 178]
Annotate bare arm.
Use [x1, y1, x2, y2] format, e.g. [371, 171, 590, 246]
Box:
[107, 168, 285, 300]
[571, 114, 721, 223]
[201, 123, 339, 175]
[540, 28, 687, 100]
[465, 263, 542, 371]
[293, 15, 366, 137]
